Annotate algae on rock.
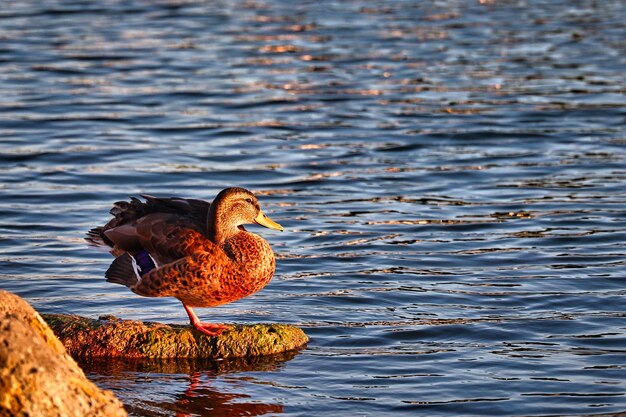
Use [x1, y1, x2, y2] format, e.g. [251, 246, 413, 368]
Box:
[42, 313, 309, 360]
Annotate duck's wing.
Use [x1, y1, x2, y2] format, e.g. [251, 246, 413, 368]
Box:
[140, 195, 209, 223]
[104, 220, 227, 291]
[87, 195, 210, 249]
[131, 246, 239, 307]
[103, 213, 211, 264]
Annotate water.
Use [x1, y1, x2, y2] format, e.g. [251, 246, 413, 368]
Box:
[1, 0, 625, 415]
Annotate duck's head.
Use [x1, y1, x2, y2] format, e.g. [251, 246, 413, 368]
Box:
[207, 187, 283, 244]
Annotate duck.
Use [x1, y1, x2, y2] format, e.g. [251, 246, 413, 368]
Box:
[86, 187, 284, 336]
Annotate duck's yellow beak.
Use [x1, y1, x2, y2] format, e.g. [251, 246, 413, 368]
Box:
[254, 210, 284, 231]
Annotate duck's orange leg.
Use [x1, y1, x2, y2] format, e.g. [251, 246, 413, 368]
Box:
[183, 304, 230, 336]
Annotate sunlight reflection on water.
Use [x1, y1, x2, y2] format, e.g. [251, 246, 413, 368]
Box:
[1, 0, 626, 415]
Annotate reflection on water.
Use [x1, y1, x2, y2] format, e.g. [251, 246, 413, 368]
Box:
[1, 0, 626, 416]
[166, 373, 282, 417]
[84, 354, 299, 417]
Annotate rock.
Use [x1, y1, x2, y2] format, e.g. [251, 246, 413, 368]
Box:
[0, 291, 127, 417]
[42, 314, 309, 359]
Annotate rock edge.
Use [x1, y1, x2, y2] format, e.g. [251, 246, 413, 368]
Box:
[0, 290, 127, 417]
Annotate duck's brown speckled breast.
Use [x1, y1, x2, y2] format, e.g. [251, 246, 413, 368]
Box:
[222, 230, 276, 295]
[172, 230, 276, 308]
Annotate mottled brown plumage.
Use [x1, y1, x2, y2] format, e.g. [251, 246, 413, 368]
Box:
[87, 187, 284, 336]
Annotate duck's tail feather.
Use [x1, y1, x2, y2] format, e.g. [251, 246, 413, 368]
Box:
[86, 197, 147, 248]
[105, 253, 140, 287]
[86, 226, 111, 247]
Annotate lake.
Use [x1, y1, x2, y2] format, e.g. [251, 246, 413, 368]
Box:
[1, 0, 625, 415]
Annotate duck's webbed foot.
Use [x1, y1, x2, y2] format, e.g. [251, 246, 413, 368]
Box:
[193, 322, 231, 336]
[183, 303, 231, 337]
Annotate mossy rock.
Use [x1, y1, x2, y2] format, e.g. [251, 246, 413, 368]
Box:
[42, 314, 308, 360]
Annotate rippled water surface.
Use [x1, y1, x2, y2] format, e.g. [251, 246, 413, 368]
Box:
[1, 0, 626, 415]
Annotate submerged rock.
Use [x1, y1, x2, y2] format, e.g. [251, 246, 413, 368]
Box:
[42, 314, 309, 359]
[0, 291, 127, 417]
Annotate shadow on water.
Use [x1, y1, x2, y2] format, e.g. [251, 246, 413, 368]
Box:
[81, 352, 302, 416]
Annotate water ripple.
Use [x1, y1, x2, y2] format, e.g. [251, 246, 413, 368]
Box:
[1, 0, 626, 416]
